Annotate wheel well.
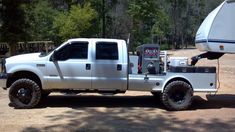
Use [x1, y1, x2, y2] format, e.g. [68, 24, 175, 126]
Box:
[7, 71, 42, 88]
[164, 77, 192, 90]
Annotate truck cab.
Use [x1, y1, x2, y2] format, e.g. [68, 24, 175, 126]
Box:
[45, 39, 128, 92]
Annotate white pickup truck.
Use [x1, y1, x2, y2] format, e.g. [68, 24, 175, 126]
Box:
[0, 38, 217, 110]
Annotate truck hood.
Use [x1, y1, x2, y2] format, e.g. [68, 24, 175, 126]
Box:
[6, 53, 45, 63]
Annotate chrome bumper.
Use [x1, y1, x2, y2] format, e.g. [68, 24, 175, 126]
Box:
[0, 73, 9, 90]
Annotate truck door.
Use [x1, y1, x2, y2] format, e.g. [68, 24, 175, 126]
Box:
[46, 41, 91, 89]
[91, 41, 127, 91]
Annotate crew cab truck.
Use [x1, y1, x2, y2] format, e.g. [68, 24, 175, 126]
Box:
[0, 38, 217, 110]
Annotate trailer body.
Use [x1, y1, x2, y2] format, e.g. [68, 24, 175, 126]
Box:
[196, 0, 235, 53]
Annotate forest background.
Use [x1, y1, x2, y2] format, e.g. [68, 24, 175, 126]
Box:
[0, 0, 224, 54]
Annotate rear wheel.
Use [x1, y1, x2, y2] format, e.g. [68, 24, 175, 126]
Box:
[9, 79, 41, 109]
[162, 81, 193, 111]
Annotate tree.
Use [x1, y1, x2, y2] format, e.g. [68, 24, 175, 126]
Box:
[24, 0, 59, 41]
[1, 0, 29, 55]
[101, 0, 131, 39]
[53, 2, 97, 41]
[128, 0, 168, 51]
[89, 0, 120, 38]
[151, 10, 171, 45]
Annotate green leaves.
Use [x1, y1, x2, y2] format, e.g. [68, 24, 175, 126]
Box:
[128, 0, 170, 48]
[129, 0, 158, 20]
[23, 1, 97, 42]
[1, 0, 28, 42]
[24, 0, 58, 41]
[53, 3, 97, 41]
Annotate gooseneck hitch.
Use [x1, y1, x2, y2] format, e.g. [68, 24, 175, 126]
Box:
[191, 52, 224, 66]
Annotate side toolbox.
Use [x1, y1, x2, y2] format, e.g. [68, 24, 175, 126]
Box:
[169, 66, 216, 73]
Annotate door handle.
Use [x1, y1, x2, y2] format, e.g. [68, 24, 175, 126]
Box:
[117, 64, 122, 71]
[86, 64, 91, 70]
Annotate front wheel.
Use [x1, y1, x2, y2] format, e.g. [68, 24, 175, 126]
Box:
[9, 79, 41, 109]
[162, 81, 193, 111]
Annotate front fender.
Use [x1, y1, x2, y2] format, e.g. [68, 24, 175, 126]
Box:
[7, 64, 45, 86]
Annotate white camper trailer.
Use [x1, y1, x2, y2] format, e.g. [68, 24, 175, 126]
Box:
[196, 0, 235, 54]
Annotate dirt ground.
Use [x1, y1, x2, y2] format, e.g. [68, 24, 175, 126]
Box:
[1, 49, 235, 132]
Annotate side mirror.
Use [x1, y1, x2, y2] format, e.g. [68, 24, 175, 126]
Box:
[51, 51, 58, 61]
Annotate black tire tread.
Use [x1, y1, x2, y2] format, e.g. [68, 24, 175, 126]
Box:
[9, 78, 41, 109]
[162, 81, 193, 111]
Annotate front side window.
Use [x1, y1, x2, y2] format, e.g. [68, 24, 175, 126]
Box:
[96, 42, 118, 60]
[56, 42, 88, 60]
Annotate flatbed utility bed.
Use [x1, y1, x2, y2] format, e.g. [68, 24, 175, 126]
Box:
[128, 69, 216, 92]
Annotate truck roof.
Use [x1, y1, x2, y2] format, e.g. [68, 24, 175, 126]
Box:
[67, 38, 126, 43]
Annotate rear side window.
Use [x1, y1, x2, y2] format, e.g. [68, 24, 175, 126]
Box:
[96, 42, 118, 60]
[69, 42, 88, 59]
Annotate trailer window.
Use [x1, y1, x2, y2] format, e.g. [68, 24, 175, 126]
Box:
[96, 42, 118, 60]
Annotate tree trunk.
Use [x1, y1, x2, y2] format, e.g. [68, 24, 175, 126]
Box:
[9, 43, 17, 56]
[186, 41, 188, 49]
[172, 0, 177, 50]
[181, 34, 184, 49]
[102, 0, 106, 38]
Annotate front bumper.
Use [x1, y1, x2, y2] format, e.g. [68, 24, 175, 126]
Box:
[0, 73, 9, 90]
